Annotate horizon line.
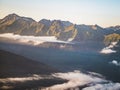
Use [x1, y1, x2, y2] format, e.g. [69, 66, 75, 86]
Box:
[0, 13, 119, 28]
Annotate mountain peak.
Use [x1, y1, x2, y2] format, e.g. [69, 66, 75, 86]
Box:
[9, 13, 19, 17]
[39, 19, 51, 26]
[0, 13, 21, 26]
[6, 13, 20, 19]
[0, 13, 20, 22]
[90, 24, 103, 30]
[106, 25, 120, 31]
[0, 13, 36, 24]
[51, 20, 64, 27]
[62, 21, 73, 27]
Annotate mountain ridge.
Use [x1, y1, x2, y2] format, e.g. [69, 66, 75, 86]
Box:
[0, 13, 120, 44]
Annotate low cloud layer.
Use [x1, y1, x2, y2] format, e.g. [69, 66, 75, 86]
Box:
[0, 74, 54, 84]
[0, 74, 42, 83]
[109, 60, 120, 66]
[83, 83, 120, 90]
[42, 70, 120, 90]
[100, 42, 117, 54]
[0, 70, 120, 90]
[0, 33, 74, 45]
[0, 74, 53, 89]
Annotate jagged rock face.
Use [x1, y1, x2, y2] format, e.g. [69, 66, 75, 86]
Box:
[0, 14, 40, 35]
[104, 33, 120, 45]
[0, 13, 120, 42]
[58, 25, 77, 41]
[74, 25, 105, 42]
[105, 25, 120, 34]
[106, 25, 120, 31]
[0, 14, 77, 41]
[47, 20, 64, 36]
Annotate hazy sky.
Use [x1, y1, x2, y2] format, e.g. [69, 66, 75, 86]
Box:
[0, 0, 120, 27]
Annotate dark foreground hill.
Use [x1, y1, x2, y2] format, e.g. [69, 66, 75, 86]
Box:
[0, 50, 67, 90]
[0, 50, 58, 78]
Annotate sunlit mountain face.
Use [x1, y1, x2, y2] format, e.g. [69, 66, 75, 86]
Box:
[0, 14, 120, 90]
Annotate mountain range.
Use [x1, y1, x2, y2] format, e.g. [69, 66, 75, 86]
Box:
[0, 14, 120, 90]
[0, 13, 120, 46]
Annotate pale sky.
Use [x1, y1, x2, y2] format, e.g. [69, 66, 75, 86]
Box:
[0, 0, 120, 27]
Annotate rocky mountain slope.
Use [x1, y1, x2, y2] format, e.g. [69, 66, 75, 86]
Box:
[0, 13, 120, 45]
[0, 14, 77, 41]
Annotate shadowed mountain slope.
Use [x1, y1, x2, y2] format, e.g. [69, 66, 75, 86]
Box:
[0, 50, 58, 78]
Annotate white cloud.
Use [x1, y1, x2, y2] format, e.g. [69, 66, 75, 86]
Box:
[0, 74, 54, 84]
[82, 83, 120, 90]
[0, 85, 14, 90]
[100, 48, 116, 54]
[67, 38, 74, 42]
[42, 70, 120, 90]
[0, 74, 54, 90]
[109, 60, 120, 66]
[0, 74, 42, 83]
[100, 42, 117, 54]
[0, 70, 120, 90]
[0, 33, 74, 45]
[42, 70, 106, 90]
